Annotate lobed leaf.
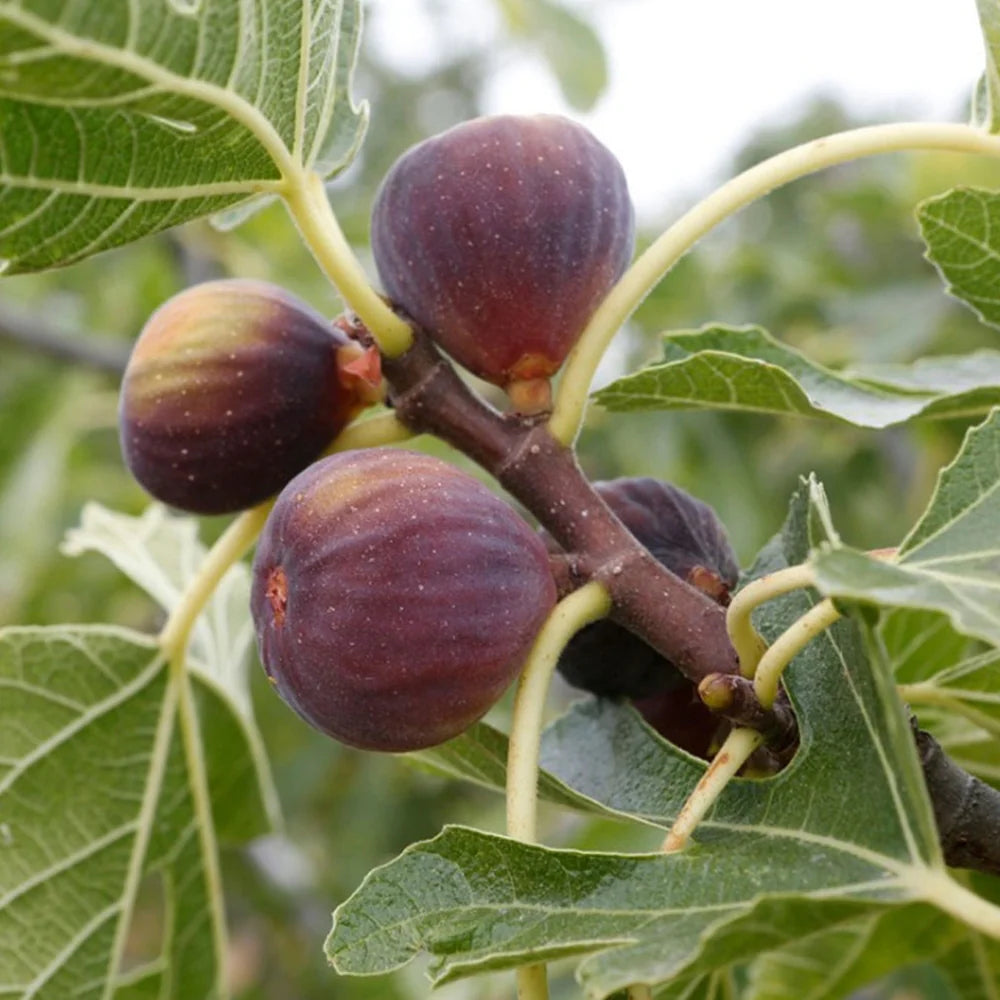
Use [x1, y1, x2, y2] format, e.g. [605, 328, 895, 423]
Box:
[0, 0, 367, 272]
[593, 326, 1000, 427]
[0, 625, 273, 997]
[811, 409, 1000, 649]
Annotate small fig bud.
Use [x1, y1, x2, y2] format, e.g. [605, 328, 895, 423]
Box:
[556, 477, 739, 699]
[371, 114, 635, 391]
[119, 280, 380, 514]
[250, 448, 557, 752]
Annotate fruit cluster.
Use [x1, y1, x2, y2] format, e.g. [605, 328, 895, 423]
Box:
[118, 114, 731, 754]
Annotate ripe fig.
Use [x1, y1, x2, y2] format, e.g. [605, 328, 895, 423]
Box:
[251, 448, 557, 752]
[371, 114, 634, 396]
[119, 280, 380, 515]
[556, 478, 739, 700]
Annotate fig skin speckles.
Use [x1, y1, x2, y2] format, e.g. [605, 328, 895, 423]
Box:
[119, 280, 379, 515]
[250, 448, 557, 752]
[371, 114, 635, 388]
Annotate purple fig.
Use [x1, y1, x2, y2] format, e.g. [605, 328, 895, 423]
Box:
[251, 448, 557, 752]
[119, 281, 380, 514]
[371, 114, 634, 395]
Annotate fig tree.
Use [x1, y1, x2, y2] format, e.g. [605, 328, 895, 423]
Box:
[370, 114, 635, 399]
[251, 448, 557, 752]
[119, 280, 380, 515]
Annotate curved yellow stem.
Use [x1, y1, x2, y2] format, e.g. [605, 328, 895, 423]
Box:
[549, 121, 1000, 445]
[506, 581, 611, 1000]
[662, 727, 763, 852]
[322, 410, 414, 456]
[158, 503, 272, 658]
[753, 598, 843, 709]
[726, 564, 818, 678]
[281, 170, 413, 356]
[506, 581, 612, 842]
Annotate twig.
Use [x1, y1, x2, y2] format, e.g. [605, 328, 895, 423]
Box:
[914, 724, 1000, 876]
[0, 302, 129, 375]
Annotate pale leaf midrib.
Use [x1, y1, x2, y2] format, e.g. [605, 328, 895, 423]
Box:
[333, 876, 906, 975]
[101, 678, 180, 1000]
[291, 0, 312, 162]
[0, 819, 139, 911]
[0, 5, 301, 182]
[21, 901, 123, 999]
[0, 653, 165, 798]
[0, 172, 281, 201]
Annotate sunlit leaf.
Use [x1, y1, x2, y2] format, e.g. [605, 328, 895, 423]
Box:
[593, 326, 1000, 427]
[0, 0, 367, 271]
[812, 409, 1000, 648]
[531, 0, 607, 111]
[919, 187, 1000, 328]
[0, 625, 272, 998]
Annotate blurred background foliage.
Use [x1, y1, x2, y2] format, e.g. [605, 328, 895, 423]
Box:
[1, 1, 997, 996]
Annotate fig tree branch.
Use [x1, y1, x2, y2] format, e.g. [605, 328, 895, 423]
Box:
[377, 326, 752, 712]
[0, 302, 129, 375]
[369, 322, 1000, 879]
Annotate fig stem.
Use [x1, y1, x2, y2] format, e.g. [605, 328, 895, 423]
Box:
[754, 598, 843, 709]
[506, 582, 610, 1000]
[548, 121, 1000, 445]
[726, 564, 818, 678]
[661, 727, 764, 853]
[320, 409, 414, 456]
[516, 964, 550, 1000]
[282, 170, 413, 357]
[382, 330, 773, 728]
[158, 502, 272, 659]
[172, 644, 231, 992]
[506, 581, 612, 843]
[627, 986, 653, 1000]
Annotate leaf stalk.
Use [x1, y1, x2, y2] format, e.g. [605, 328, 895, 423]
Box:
[549, 121, 1000, 444]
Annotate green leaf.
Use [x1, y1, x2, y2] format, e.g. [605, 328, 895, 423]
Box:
[0, 0, 367, 272]
[409, 720, 638, 824]
[61, 503, 255, 714]
[593, 326, 1000, 427]
[975, 1, 1000, 133]
[0, 625, 273, 997]
[746, 905, 962, 1000]
[812, 409, 1000, 649]
[918, 187, 1000, 328]
[531, 1, 608, 111]
[327, 479, 992, 997]
[60, 503, 280, 832]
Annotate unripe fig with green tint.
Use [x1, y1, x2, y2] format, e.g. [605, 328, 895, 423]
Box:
[556, 477, 739, 700]
[251, 448, 557, 752]
[119, 280, 380, 514]
[371, 114, 634, 392]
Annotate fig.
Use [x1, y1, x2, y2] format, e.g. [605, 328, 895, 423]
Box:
[119, 280, 380, 515]
[250, 448, 557, 752]
[370, 114, 634, 395]
[556, 478, 739, 700]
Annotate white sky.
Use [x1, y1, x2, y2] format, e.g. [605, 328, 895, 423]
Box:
[368, 0, 986, 217]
